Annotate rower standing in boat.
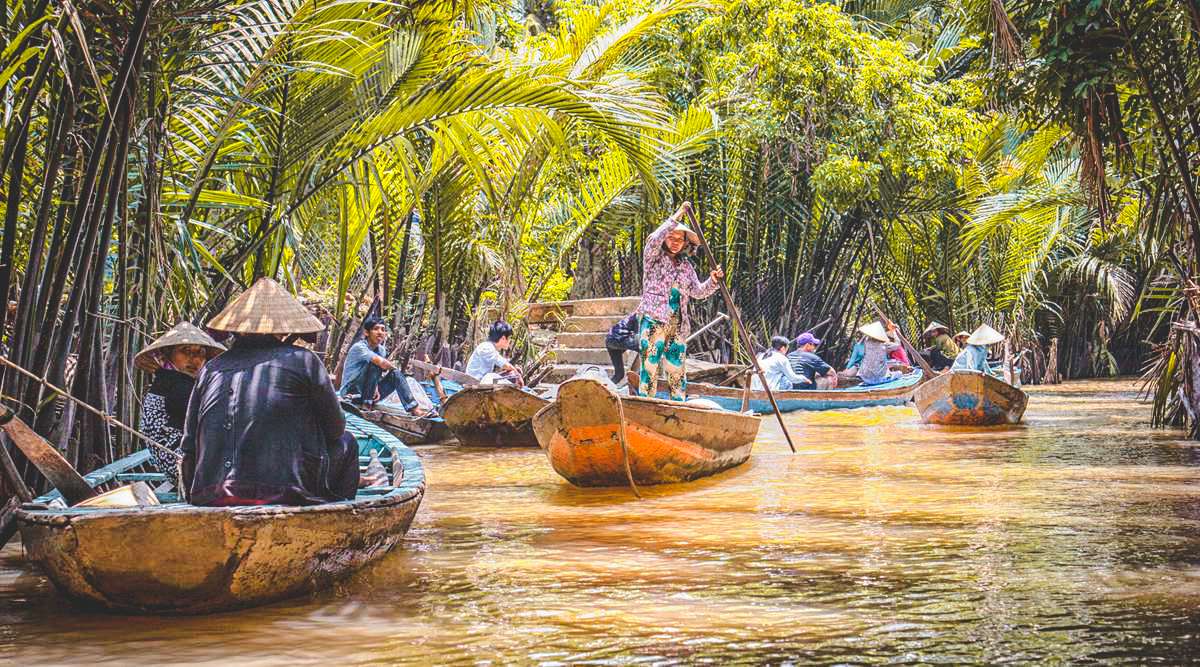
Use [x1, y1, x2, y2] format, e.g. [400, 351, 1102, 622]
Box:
[340, 315, 432, 416]
[752, 336, 810, 391]
[952, 324, 1005, 377]
[604, 313, 640, 384]
[635, 201, 723, 401]
[788, 331, 837, 389]
[181, 278, 359, 506]
[466, 320, 523, 386]
[134, 322, 225, 474]
[921, 321, 959, 372]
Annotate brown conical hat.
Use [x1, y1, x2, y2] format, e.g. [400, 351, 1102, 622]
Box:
[134, 321, 226, 372]
[966, 324, 1005, 346]
[207, 277, 324, 335]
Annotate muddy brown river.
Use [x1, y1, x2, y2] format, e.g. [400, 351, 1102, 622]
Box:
[3, 379, 1199, 663]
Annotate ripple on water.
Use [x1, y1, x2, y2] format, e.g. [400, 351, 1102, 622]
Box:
[3, 378, 1200, 664]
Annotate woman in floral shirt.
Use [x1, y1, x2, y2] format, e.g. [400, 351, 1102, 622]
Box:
[635, 202, 724, 400]
[134, 322, 225, 474]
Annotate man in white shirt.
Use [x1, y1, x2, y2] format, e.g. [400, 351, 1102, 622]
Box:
[466, 321, 523, 386]
[751, 336, 811, 391]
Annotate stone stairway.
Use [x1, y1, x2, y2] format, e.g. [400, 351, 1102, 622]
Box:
[526, 296, 641, 382]
[526, 296, 737, 384]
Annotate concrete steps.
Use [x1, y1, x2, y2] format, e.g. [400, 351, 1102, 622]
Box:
[554, 331, 608, 348]
[528, 296, 641, 323]
[548, 347, 614, 365]
[558, 315, 622, 333]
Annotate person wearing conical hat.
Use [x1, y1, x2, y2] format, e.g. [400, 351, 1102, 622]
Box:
[845, 320, 904, 385]
[951, 324, 1005, 376]
[953, 330, 970, 349]
[920, 321, 959, 372]
[135, 322, 225, 474]
[181, 278, 359, 506]
[634, 201, 724, 401]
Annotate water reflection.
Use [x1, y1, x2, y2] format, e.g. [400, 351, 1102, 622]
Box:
[3, 379, 1200, 663]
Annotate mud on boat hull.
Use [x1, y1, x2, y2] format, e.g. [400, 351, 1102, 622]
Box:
[532, 379, 761, 486]
[441, 385, 549, 448]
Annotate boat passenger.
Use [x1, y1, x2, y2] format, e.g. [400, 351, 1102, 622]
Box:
[951, 324, 1005, 376]
[853, 321, 903, 385]
[340, 316, 431, 416]
[466, 320, 523, 387]
[788, 332, 837, 389]
[752, 336, 810, 391]
[605, 313, 640, 383]
[921, 321, 959, 371]
[134, 322, 225, 474]
[953, 330, 970, 349]
[635, 201, 723, 401]
[181, 278, 359, 506]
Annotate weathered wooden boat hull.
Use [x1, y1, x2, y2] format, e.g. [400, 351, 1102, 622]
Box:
[369, 410, 453, 445]
[913, 371, 1028, 425]
[15, 415, 424, 614]
[532, 378, 761, 487]
[441, 385, 549, 447]
[689, 370, 923, 413]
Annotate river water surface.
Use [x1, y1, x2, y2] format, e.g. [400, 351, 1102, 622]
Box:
[3, 379, 1200, 664]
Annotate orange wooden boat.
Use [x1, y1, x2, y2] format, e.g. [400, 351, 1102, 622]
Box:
[531, 378, 761, 487]
[441, 385, 549, 447]
[914, 371, 1028, 425]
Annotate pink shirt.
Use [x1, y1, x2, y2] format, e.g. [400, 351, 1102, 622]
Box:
[635, 218, 718, 336]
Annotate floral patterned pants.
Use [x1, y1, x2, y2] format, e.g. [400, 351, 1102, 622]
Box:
[637, 310, 687, 401]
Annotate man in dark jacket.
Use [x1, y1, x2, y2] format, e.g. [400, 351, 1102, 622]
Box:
[181, 278, 359, 506]
[605, 313, 640, 383]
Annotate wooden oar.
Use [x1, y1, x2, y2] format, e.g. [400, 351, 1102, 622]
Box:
[684, 206, 796, 453]
[0, 406, 96, 505]
[869, 305, 936, 378]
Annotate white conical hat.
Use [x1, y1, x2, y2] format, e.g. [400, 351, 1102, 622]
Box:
[922, 321, 949, 337]
[207, 278, 324, 334]
[134, 321, 225, 372]
[966, 324, 1005, 346]
[858, 321, 888, 343]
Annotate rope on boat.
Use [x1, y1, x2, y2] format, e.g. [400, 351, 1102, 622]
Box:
[613, 392, 641, 500]
[0, 355, 184, 490]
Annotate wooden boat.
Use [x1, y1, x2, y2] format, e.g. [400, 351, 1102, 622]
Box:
[354, 379, 456, 445]
[532, 378, 761, 487]
[14, 414, 425, 614]
[688, 370, 923, 413]
[441, 384, 550, 447]
[913, 370, 1028, 425]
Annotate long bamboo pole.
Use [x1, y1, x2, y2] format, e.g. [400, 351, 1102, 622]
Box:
[683, 205, 796, 453]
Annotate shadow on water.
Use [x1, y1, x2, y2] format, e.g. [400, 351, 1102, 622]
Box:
[3, 378, 1200, 664]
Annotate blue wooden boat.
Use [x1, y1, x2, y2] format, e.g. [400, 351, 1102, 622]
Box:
[913, 370, 1027, 425]
[14, 413, 424, 614]
[687, 370, 923, 413]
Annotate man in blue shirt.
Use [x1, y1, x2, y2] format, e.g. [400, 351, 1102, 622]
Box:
[340, 316, 430, 415]
[952, 324, 1005, 377]
[788, 332, 838, 389]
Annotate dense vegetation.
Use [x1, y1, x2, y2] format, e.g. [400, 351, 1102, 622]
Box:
[0, 0, 1197, 487]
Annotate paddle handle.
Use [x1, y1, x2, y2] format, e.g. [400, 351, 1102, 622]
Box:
[684, 206, 796, 453]
[0, 407, 96, 505]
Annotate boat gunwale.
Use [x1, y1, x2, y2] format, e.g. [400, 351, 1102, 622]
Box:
[15, 413, 425, 524]
[688, 370, 923, 403]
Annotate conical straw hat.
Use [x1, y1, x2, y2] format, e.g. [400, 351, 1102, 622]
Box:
[207, 278, 324, 335]
[966, 324, 1005, 346]
[858, 321, 889, 343]
[922, 321, 949, 337]
[134, 321, 226, 372]
[954, 330, 970, 340]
